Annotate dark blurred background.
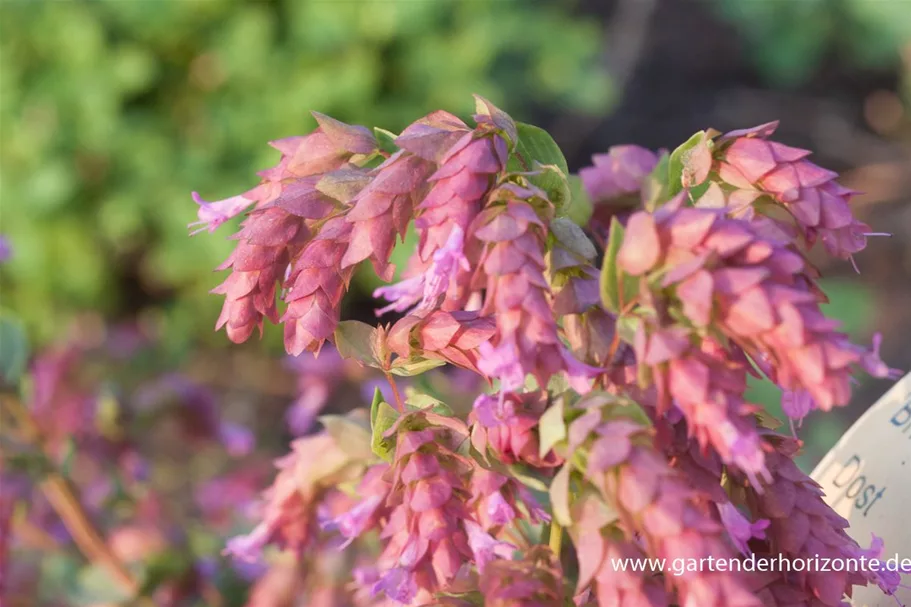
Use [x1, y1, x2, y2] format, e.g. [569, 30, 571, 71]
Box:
[2, 0, 910, 469]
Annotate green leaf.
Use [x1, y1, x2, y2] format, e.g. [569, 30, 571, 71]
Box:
[600, 218, 638, 314]
[138, 550, 193, 597]
[616, 314, 640, 344]
[549, 465, 572, 526]
[404, 392, 454, 416]
[530, 163, 572, 212]
[538, 400, 567, 459]
[334, 320, 382, 368]
[550, 217, 596, 260]
[72, 563, 133, 606]
[667, 131, 712, 196]
[370, 401, 400, 462]
[374, 127, 400, 155]
[642, 152, 670, 212]
[369, 387, 384, 428]
[389, 356, 445, 377]
[0, 310, 30, 384]
[564, 174, 593, 225]
[507, 464, 550, 492]
[514, 122, 569, 175]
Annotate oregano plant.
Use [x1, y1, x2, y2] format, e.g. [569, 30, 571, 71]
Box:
[3, 96, 906, 606]
[187, 96, 909, 606]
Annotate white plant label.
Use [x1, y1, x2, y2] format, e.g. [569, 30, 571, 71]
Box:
[811, 371, 911, 607]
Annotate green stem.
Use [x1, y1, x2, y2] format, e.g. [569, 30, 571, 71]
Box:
[384, 372, 406, 414]
[548, 521, 563, 555]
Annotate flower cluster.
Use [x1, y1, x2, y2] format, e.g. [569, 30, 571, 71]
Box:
[706, 122, 877, 264]
[617, 203, 897, 413]
[179, 99, 906, 607]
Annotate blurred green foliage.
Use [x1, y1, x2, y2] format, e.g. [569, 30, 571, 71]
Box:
[0, 0, 612, 349]
[715, 0, 911, 86]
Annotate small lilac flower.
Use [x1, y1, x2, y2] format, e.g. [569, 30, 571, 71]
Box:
[189, 192, 257, 234]
[780, 388, 813, 436]
[464, 521, 515, 573]
[330, 494, 385, 548]
[373, 568, 418, 604]
[472, 393, 516, 428]
[477, 340, 526, 395]
[861, 332, 902, 380]
[377, 226, 472, 317]
[374, 275, 425, 316]
[717, 502, 769, 555]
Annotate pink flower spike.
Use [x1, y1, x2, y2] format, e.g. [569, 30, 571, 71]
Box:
[190, 191, 256, 234]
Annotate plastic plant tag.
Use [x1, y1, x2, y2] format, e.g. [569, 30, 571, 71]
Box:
[811, 372, 911, 607]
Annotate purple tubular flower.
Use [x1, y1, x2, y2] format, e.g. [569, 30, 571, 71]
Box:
[190, 192, 257, 235]
[717, 502, 769, 556]
[780, 388, 813, 436]
[464, 520, 515, 573]
[323, 464, 390, 547]
[217, 421, 255, 457]
[468, 469, 548, 530]
[374, 225, 470, 316]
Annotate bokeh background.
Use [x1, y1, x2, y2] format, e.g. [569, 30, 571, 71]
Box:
[2, 0, 911, 521]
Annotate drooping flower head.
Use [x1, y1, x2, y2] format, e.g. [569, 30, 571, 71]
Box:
[699, 121, 887, 268]
[616, 205, 898, 412]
